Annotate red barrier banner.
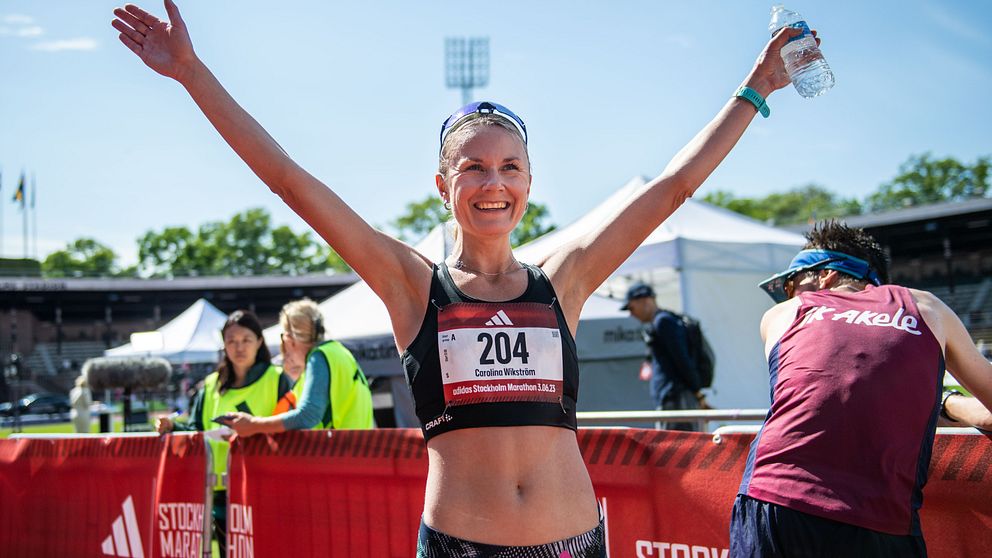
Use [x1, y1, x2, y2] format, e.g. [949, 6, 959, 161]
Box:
[230, 429, 991, 558]
[0, 433, 208, 558]
[919, 433, 992, 558]
[582, 429, 749, 558]
[227, 429, 427, 557]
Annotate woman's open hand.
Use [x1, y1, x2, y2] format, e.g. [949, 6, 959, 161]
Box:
[112, 0, 197, 83]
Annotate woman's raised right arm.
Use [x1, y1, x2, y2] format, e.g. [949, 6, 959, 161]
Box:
[112, 2, 431, 309]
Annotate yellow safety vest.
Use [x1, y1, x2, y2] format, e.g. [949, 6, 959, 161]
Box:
[292, 340, 374, 430]
[200, 364, 284, 491]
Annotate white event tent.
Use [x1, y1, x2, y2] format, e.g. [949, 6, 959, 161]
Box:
[516, 176, 806, 410]
[105, 298, 226, 364]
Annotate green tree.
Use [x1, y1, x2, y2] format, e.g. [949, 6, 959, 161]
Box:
[137, 226, 199, 277]
[866, 153, 990, 211]
[137, 208, 350, 277]
[390, 195, 556, 247]
[390, 197, 448, 241]
[512, 202, 556, 247]
[42, 238, 119, 277]
[703, 183, 861, 226]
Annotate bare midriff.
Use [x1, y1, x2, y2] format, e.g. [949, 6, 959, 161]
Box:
[422, 425, 599, 546]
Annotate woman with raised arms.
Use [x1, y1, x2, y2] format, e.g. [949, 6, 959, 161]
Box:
[113, 2, 808, 555]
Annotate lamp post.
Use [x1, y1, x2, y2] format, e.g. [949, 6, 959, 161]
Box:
[5, 354, 22, 433]
[445, 37, 490, 106]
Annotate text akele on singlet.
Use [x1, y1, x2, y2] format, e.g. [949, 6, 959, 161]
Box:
[798, 305, 922, 335]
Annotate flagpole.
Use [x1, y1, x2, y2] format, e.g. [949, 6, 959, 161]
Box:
[19, 171, 27, 260]
[0, 168, 4, 257]
[31, 173, 37, 260]
[22, 193, 28, 260]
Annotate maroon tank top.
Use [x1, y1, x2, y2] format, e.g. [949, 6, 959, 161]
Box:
[740, 284, 944, 535]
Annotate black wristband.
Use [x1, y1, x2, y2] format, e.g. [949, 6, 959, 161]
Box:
[940, 389, 964, 421]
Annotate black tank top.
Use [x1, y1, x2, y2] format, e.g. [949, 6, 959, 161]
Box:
[403, 263, 580, 442]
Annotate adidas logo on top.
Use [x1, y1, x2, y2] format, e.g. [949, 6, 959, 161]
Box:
[485, 310, 513, 326]
[101, 495, 145, 558]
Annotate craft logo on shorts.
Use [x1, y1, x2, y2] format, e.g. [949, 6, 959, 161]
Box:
[157, 502, 204, 558]
[228, 503, 255, 558]
[635, 539, 728, 558]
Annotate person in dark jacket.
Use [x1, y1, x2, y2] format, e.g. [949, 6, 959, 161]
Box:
[622, 283, 707, 431]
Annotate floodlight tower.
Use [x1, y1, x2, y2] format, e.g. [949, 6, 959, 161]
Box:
[445, 37, 490, 106]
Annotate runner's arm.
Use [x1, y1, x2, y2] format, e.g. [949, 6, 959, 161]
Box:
[541, 27, 809, 310]
[759, 298, 801, 359]
[940, 301, 992, 423]
[112, 1, 431, 310]
[940, 393, 992, 431]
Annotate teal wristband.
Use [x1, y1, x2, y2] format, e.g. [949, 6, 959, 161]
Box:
[735, 86, 770, 118]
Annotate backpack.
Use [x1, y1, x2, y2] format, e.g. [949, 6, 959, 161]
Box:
[675, 313, 716, 389]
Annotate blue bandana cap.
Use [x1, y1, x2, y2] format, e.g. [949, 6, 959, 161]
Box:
[758, 249, 882, 303]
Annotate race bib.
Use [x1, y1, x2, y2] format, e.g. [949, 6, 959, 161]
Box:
[437, 302, 564, 407]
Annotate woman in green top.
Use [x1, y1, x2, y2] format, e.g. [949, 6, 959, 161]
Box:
[224, 298, 374, 435]
[156, 309, 290, 555]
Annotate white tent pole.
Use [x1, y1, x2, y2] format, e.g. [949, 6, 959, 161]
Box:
[676, 237, 689, 315]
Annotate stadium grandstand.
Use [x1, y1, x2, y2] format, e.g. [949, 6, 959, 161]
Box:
[790, 197, 992, 354]
[0, 271, 357, 399]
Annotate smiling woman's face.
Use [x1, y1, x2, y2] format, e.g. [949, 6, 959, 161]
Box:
[438, 124, 531, 240]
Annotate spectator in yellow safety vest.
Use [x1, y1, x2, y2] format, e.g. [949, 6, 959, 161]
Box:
[223, 298, 375, 434]
[156, 310, 291, 557]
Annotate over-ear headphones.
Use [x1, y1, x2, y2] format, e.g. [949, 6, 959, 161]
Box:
[313, 314, 325, 343]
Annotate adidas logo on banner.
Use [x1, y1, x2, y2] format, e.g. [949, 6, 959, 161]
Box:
[485, 310, 513, 326]
[101, 495, 145, 557]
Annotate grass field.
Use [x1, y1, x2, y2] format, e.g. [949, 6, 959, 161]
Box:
[0, 418, 137, 438]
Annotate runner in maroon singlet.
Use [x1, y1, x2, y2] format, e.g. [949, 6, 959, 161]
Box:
[731, 221, 992, 557]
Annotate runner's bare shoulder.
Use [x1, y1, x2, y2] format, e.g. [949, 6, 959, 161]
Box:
[907, 288, 948, 347]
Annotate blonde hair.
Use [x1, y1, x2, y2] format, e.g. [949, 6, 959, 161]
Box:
[279, 298, 325, 344]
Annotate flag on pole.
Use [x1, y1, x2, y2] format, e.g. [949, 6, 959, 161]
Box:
[13, 172, 25, 208]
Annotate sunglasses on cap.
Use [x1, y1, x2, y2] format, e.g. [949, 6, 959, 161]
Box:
[758, 249, 881, 303]
[439, 101, 528, 152]
[783, 267, 827, 299]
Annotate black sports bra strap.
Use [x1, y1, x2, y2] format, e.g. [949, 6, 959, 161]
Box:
[434, 263, 461, 305]
[526, 264, 557, 305]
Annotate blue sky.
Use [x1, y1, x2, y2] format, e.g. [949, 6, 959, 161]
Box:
[1, 0, 990, 266]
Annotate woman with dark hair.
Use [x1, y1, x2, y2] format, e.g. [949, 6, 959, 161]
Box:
[118, 2, 805, 555]
[157, 309, 291, 555]
[224, 298, 375, 436]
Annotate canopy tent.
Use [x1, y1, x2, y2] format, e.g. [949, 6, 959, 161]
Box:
[517, 176, 806, 410]
[105, 298, 227, 364]
[264, 177, 805, 419]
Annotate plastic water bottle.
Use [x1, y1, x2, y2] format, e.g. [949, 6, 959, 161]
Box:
[769, 5, 835, 98]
